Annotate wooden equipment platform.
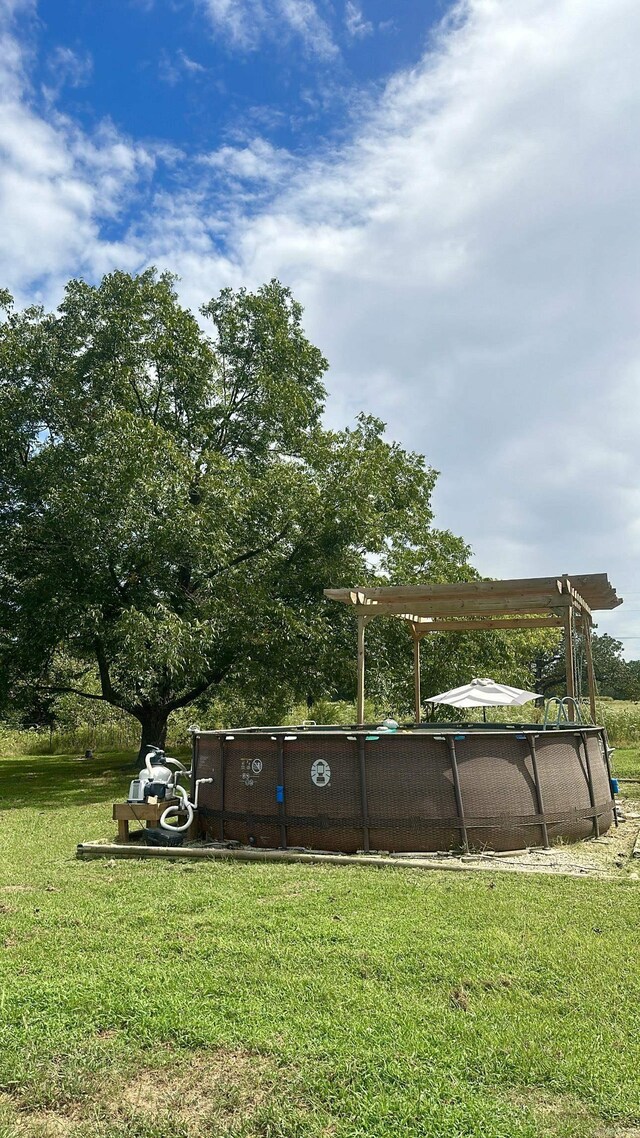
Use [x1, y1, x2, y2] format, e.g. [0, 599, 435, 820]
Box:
[112, 798, 193, 841]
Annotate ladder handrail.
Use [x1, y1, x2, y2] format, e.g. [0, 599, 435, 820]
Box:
[543, 696, 584, 728]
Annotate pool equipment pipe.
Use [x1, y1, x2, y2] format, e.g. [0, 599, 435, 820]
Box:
[159, 777, 213, 833]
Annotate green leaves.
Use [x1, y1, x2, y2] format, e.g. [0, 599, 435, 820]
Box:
[201, 279, 327, 460]
[0, 268, 480, 747]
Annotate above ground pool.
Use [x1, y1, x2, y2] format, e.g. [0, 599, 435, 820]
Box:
[191, 723, 614, 853]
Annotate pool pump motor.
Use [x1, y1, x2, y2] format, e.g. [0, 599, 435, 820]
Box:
[127, 746, 212, 833]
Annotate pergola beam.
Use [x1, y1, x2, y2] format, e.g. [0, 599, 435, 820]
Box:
[325, 573, 621, 725]
[410, 615, 565, 635]
[324, 573, 621, 612]
[326, 579, 565, 602]
[331, 595, 575, 619]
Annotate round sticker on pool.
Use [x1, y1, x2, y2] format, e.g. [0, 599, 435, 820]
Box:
[311, 759, 331, 787]
[251, 758, 263, 774]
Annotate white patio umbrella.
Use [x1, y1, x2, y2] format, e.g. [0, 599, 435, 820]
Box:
[426, 677, 541, 720]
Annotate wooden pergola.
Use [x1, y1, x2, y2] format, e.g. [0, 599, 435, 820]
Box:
[324, 574, 622, 725]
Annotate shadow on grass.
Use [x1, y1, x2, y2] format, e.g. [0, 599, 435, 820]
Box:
[0, 751, 139, 810]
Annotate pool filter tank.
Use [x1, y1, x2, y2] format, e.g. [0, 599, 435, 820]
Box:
[128, 748, 177, 803]
[127, 746, 212, 833]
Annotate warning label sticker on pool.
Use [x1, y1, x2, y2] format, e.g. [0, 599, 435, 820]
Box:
[240, 757, 262, 786]
[311, 759, 331, 787]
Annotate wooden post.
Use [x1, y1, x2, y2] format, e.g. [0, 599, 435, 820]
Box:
[413, 627, 421, 724]
[582, 614, 597, 724]
[562, 578, 576, 720]
[357, 613, 366, 725]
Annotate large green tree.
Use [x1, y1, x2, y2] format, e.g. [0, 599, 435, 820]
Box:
[0, 269, 482, 756]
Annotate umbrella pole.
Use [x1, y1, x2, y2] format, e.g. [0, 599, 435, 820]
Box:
[482, 707, 487, 723]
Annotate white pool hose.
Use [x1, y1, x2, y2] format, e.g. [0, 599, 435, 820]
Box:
[159, 777, 213, 833]
[160, 784, 194, 833]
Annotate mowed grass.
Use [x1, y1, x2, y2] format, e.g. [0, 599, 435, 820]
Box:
[611, 746, 640, 783]
[0, 752, 639, 1138]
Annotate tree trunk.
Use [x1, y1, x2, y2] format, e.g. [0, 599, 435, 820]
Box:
[136, 708, 169, 764]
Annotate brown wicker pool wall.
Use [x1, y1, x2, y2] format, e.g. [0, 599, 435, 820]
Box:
[192, 726, 614, 853]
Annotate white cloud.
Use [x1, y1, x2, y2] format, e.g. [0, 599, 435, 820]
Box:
[201, 137, 293, 184]
[1, 0, 639, 651]
[203, 0, 639, 649]
[345, 2, 372, 39]
[45, 44, 92, 93]
[158, 47, 207, 85]
[178, 49, 206, 74]
[201, 0, 337, 57]
[0, 4, 154, 302]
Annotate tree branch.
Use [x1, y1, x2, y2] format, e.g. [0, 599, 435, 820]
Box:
[128, 375, 148, 417]
[166, 656, 235, 712]
[106, 562, 129, 602]
[152, 380, 164, 425]
[210, 524, 290, 579]
[166, 673, 225, 713]
[39, 685, 114, 704]
[94, 636, 124, 706]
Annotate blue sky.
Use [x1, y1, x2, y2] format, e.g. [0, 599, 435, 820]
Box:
[1, 0, 640, 653]
[34, 1, 446, 149]
[26, 0, 449, 218]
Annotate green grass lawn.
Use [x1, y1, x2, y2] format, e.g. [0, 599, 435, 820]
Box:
[611, 746, 640, 782]
[0, 750, 639, 1138]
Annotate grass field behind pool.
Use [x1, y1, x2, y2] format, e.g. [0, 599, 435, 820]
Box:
[610, 746, 640, 785]
[2, 698, 640, 757]
[0, 751, 639, 1138]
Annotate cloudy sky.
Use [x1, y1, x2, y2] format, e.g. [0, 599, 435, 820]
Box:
[1, 0, 639, 651]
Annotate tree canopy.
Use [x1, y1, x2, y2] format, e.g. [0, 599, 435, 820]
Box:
[0, 269, 495, 754]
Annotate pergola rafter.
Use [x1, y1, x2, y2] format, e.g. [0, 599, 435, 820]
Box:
[324, 574, 622, 725]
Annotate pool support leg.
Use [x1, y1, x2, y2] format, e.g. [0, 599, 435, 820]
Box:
[600, 727, 618, 827]
[446, 735, 469, 854]
[579, 730, 600, 838]
[357, 736, 370, 853]
[218, 737, 226, 842]
[277, 735, 287, 849]
[526, 734, 550, 849]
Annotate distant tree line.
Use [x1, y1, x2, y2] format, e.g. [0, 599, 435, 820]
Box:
[530, 632, 640, 702]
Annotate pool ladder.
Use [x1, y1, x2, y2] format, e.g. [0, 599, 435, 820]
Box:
[543, 696, 585, 728]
